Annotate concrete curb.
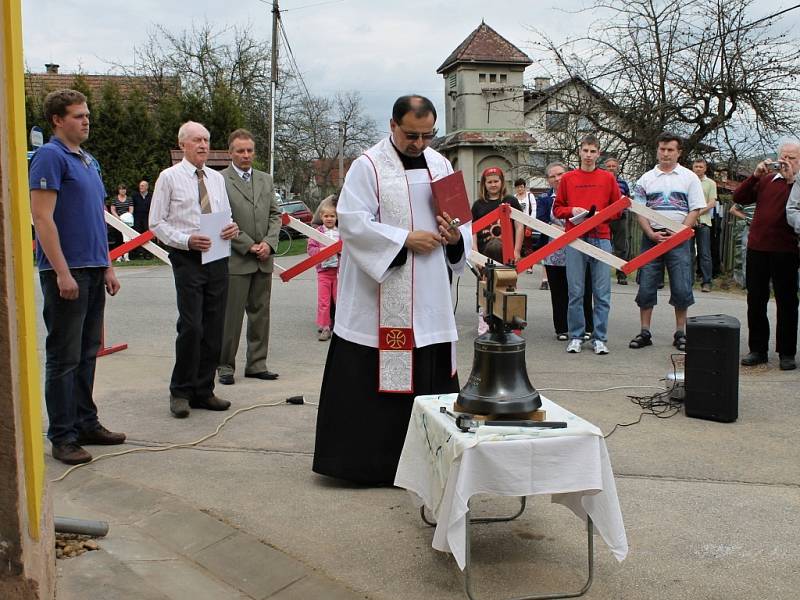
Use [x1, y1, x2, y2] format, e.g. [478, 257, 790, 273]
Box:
[53, 468, 365, 600]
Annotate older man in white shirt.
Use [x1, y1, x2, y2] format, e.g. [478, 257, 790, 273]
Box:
[149, 121, 239, 418]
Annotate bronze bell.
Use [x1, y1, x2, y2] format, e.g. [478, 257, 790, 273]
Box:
[457, 330, 541, 415]
[457, 260, 540, 415]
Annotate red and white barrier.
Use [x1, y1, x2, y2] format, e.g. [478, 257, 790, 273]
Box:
[471, 197, 693, 273]
[104, 212, 170, 264]
[97, 213, 171, 356]
[268, 197, 693, 283]
[277, 214, 342, 283]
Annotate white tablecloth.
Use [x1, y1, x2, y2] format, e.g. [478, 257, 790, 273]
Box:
[394, 393, 628, 570]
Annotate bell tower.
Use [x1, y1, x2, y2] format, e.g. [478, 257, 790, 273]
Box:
[435, 22, 535, 199]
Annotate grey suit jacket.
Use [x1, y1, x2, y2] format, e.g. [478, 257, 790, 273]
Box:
[223, 166, 282, 275]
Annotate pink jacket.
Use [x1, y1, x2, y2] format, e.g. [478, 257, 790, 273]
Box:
[307, 225, 339, 272]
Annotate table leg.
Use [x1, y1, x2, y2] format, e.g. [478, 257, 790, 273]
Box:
[420, 497, 527, 528]
[463, 506, 594, 600]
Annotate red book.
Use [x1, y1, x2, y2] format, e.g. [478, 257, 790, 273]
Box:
[431, 171, 472, 225]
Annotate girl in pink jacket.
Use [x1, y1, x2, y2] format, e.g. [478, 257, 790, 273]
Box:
[307, 199, 339, 341]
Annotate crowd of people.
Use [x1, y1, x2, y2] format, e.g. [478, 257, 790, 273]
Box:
[31, 88, 282, 464]
[473, 133, 706, 355]
[32, 88, 798, 490]
[472, 134, 799, 371]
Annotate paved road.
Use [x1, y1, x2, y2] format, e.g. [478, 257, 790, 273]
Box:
[45, 259, 800, 599]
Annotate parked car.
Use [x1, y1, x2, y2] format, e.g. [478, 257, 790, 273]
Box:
[279, 200, 313, 224]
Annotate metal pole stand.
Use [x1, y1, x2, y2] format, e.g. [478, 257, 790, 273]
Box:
[420, 497, 527, 527]
[421, 498, 594, 600]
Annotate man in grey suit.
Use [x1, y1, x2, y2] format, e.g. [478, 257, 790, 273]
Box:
[218, 129, 282, 385]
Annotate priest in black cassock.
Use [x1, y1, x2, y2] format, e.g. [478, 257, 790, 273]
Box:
[312, 95, 472, 485]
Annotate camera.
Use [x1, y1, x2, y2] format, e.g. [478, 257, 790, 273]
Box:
[489, 224, 503, 238]
[766, 161, 782, 172]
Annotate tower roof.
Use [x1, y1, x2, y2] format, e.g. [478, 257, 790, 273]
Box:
[437, 22, 533, 74]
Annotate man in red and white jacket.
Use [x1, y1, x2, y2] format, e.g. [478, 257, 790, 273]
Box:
[553, 134, 622, 355]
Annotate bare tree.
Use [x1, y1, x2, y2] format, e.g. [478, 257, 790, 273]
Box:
[276, 88, 379, 200]
[115, 21, 378, 194]
[131, 21, 271, 102]
[529, 0, 800, 172]
[118, 21, 275, 150]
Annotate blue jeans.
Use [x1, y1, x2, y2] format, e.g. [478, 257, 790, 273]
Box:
[635, 234, 694, 309]
[40, 268, 105, 445]
[565, 238, 612, 341]
[694, 224, 712, 284]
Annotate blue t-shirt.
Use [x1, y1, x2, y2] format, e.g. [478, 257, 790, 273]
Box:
[29, 137, 110, 270]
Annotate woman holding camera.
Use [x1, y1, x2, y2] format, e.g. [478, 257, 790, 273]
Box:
[471, 167, 524, 258]
[471, 167, 524, 334]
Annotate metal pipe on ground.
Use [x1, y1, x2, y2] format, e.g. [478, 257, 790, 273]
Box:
[54, 516, 109, 537]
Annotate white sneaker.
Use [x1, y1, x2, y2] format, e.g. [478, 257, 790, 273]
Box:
[566, 339, 582, 353]
[593, 340, 609, 355]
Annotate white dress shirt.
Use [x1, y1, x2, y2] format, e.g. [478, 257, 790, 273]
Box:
[149, 158, 232, 250]
[230, 163, 252, 182]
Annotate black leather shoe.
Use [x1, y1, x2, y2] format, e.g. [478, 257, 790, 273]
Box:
[244, 370, 279, 380]
[779, 355, 797, 371]
[740, 352, 768, 367]
[76, 425, 126, 445]
[189, 395, 231, 411]
[52, 443, 92, 465]
[170, 395, 190, 418]
[218, 373, 235, 385]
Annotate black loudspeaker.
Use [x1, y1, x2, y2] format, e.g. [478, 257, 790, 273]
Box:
[684, 314, 740, 422]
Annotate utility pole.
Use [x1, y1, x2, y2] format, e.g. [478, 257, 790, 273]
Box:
[337, 120, 345, 189]
[268, 0, 279, 176]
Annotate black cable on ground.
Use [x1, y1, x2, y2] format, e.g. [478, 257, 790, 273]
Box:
[604, 353, 684, 439]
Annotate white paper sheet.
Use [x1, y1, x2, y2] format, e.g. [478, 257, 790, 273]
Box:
[199, 212, 231, 264]
[568, 208, 590, 224]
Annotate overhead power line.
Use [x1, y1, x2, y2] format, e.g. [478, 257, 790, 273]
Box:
[280, 0, 345, 12]
[278, 18, 314, 104]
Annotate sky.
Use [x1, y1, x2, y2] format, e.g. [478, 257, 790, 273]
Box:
[21, 1, 799, 135]
[21, 0, 598, 132]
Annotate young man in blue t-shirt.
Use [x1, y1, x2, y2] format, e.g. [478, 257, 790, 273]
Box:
[30, 89, 126, 465]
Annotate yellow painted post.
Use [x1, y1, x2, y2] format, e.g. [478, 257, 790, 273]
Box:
[2, 0, 46, 539]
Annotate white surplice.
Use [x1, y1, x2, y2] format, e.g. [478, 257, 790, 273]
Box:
[333, 140, 472, 350]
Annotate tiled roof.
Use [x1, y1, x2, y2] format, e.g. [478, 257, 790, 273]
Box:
[437, 22, 532, 73]
[523, 76, 604, 114]
[25, 72, 179, 101]
[170, 149, 231, 170]
[311, 157, 355, 186]
[433, 129, 536, 152]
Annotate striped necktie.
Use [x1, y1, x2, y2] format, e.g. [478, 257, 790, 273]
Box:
[196, 169, 211, 214]
[242, 171, 251, 183]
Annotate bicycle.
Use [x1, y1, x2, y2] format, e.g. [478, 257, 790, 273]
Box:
[274, 226, 293, 257]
